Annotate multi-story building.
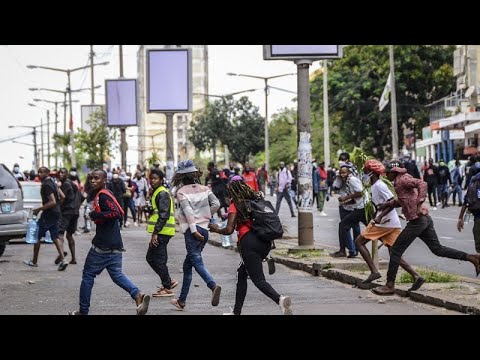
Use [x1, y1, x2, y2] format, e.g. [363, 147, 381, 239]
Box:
[416, 45, 480, 163]
[136, 45, 209, 168]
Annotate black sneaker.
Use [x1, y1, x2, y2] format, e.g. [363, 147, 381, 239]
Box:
[211, 285, 221, 306]
[267, 257, 276, 275]
[330, 251, 347, 258]
[58, 261, 69, 271]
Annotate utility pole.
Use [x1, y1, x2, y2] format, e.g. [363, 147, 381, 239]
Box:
[323, 59, 330, 167]
[54, 103, 58, 168]
[166, 113, 174, 182]
[46, 110, 50, 168]
[40, 117, 44, 166]
[264, 79, 269, 171]
[389, 45, 399, 159]
[119, 45, 127, 170]
[33, 129, 38, 169]
[295, 59, 314, 246]
[90, 45, 95, 104]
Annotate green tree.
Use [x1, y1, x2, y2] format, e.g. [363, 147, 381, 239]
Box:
[74, 109, 118, 170]
[188, 96, 236, 163]
[269, 107, 297, 167]
[224, 96, 265, 165]
[310, 45, 456, 159]
[52, 133, 72, 168]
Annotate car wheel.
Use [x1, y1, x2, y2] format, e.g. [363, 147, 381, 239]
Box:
[0, 241, 6, 257]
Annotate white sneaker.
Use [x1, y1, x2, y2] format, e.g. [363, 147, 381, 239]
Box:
[432, 207, 438, 210]
[279, 295, 293, 315]
[222, 312, 235, 315]
[319, 211, 327, 216]
[134, 222, 139, 227]
[124, 221, 130, 227]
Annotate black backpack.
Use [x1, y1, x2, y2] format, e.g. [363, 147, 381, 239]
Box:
[248, 198, 284, 242]
[467, 177, 480, 212]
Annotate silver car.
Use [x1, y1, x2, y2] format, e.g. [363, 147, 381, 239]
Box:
[21, 181, 42, 220]
[0, 164, 28, 256]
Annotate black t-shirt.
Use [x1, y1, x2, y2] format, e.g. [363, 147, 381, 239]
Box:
[41, 177, 61, 224]
[60, 179, 76, 215]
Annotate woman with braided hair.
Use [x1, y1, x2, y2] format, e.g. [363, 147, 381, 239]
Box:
[355, 160, 425, 290]
[209, 176, 292, 315]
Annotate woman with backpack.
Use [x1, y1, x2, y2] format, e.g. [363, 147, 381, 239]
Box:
[208, 175, 292, 315]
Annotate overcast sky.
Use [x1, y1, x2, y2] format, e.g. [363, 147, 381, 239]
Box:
[0, 45, 321, 171]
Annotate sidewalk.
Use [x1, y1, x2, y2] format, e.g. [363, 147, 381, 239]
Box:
[209, 193, 480, 315]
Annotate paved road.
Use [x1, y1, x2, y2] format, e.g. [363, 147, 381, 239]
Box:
[0, 225, 460, 315]
[273, 193, 479, 279]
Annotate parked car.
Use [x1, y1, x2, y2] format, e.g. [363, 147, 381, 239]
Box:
[21, 181, 42, 220]
[0, 164, 28, 256]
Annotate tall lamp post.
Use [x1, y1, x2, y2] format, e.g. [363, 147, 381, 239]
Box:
[27, 61, 109, 168]
[227, 72, 295, 172]
[9, 120, 59, 169]
[33, 98, 78, 168]
[29, 87, 99, 134]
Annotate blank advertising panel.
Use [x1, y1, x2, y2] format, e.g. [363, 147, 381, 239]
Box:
[81, 104, 104, 132]
[147, 48, 192, 112]
[264, 45, 342, 60]
[105, 79, 138, 127]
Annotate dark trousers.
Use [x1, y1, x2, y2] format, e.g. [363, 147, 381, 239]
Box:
[146, 235, 173, 289]
[339, 207, 362, 255]
[234, 231, 280, 315]
[276, 188, 295, 216]
[387, 215, 468, 283]
[427, 183, 438, 207]
[123, 198, 136, 223]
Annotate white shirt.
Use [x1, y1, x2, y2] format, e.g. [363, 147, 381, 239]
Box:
[371, 180, 401, 228]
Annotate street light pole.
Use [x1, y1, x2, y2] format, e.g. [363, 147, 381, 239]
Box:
[227, 72, 295, 172]
[323, 60, 331, 167]
[295, 59, 314, 246]
[389, 45, 399, 159]
[27, 60, 109, 168]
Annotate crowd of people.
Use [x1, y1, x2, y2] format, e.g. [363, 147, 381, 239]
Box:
[11, 150, 480, 314]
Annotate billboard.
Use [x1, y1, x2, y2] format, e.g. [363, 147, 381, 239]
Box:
[147, 48, 192, 112]
[263, 45, 343, 60]
[105, 79, 138, 127]
[81, 104, 104, 132]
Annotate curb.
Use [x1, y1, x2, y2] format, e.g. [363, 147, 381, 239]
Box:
[208, 234, 480, 315]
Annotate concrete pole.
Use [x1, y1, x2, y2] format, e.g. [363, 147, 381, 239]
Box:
[295, 59, 314, 246]
[47, 110, 50, 168]
[54, 102, 58, 169]
[323, 59, 330, 167]
[33, 128, 38, 169]
[90, 45, 95, 104]
[119, 45, 127, 170]
[40, 117, 44, 166]
[389, 45, 399, 159]
[166, 113, 174, 183]
[67, 71, 77, 168]
[264, 79, 270, 172]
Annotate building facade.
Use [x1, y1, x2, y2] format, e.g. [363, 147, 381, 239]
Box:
[136, 45, 209, 168]
[416, 45, 480, 163]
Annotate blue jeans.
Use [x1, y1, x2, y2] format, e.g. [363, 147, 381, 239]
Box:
[339, 207, 361, 254]
[79, 247, 140, 315]
[179, 226, 216, 303]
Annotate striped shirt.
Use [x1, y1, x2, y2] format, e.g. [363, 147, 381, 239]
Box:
[176, 184, 220, 233]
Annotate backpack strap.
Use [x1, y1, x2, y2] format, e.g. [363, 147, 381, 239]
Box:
[94, 189, 125, 216]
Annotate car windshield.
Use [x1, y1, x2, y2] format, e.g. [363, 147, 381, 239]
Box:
[0, 164, 20, 189]
[22, 185, 41, 201]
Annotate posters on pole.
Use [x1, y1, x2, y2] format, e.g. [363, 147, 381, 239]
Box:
[297, 132, 313, 213]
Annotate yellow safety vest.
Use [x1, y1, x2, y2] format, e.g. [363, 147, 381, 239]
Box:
[147, 186, 175, 236]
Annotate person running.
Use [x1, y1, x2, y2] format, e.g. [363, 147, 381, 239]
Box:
[170, 160, 222, 311]
[24, 167, 68, 271]
[68, 169, 150, 315]
[355, 160, 424, 291]
[275, 162, 295, 217]
[371, 165, 480, 296]
[57, 168, 79, 265]
[146, 168, 178, 297]
[208, 176, 292, 315]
